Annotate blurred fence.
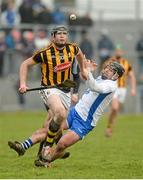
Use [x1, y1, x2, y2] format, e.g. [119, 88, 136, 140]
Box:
[0, 21, 143, 112]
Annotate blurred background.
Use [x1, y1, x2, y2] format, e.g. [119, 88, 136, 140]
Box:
[0, 0, 143, 113]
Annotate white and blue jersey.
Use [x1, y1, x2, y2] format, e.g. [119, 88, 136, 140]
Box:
[67, 73, 117, 139]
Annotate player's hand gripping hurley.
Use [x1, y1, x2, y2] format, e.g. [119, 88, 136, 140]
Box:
[26, 79, 76, 92]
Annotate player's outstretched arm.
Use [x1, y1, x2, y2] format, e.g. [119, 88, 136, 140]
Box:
[19, 57, 36, 94]
[128, 70, 136, 96]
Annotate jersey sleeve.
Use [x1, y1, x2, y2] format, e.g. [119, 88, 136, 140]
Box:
[127, 63, 132, 72]
[32, 50, 43, 63]
[73, 43, 80, 55]
[87, 72, 117, 93]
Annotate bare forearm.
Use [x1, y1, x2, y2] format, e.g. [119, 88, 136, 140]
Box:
[76, 51, 88, 80]
[76, 51, 85, 72]
[19, 61, 28, 86]
[129, 71, 136, 91]
[131, 75, 136, 91]
[19, 57, 36, 93]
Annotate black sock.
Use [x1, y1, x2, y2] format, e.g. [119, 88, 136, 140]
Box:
[46, 120, 60, 147]
[37, 139, 46, 158]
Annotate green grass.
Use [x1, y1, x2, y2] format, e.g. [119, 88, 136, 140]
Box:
[0, 111, 143, 179]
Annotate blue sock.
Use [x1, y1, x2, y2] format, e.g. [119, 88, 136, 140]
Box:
[21, 138, 33, 150]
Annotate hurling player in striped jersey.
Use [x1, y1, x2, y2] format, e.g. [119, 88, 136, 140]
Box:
[104, 47, 136, 137]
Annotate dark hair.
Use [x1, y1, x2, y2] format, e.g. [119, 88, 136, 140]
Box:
[110, 62, 125, 77]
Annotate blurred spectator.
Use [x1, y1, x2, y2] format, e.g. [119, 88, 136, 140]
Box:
[5, 28, 23, 74]
[34, 28, 49, 79]
[1, 0, 9, 12]
[32, 0, 45, 13]
[5, 29, 16, 74]
[0, 31, 6, 77]
[11, 28, 23, 52]
[22, 31, 35, 58]
[68, 28, 77, 42]
[97, 29, 115, 70]
[12, 29, 24, 74]
[37, 7, 52, 25]
[32, 0, 47, 23]
[22, 31, 36, 78]
[19, 0, 34, 23]
[5, 29, 15, 49]
[34, 29, 49, 50]
[1, 1, 20, 27]
[79, 30, 94, 59]
[80, 12, 94, 27]
[52, 8, 66, 25]
[136, 33, 143, 81]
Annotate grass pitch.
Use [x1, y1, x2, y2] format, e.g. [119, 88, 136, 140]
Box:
[0, 111, 143, 179]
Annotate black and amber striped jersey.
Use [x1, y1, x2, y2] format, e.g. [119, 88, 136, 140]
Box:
[32, 42, 79, 86]
[104, 56, 132, 87]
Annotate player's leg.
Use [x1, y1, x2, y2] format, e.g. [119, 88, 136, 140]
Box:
[105, 88, 127, 137]
[35, 129, 73, 168]
[34, 124, 68, 167]
[45, 107, 90, 162]
[34, 90, 71, 167]
[44, 94, 67, 147]
[34, 121, 69, 167]
[34, 110, 71, 167]
[41, 107, 95, 166]
[105, 98, 120, 137]
[44, 111, 95, 163]
[54, 121, 70, 159]
[46, 130, 80, 162]
[39, 88, 71, 148]
[8, 127, 48, 156]
[36, 109, 53, 159]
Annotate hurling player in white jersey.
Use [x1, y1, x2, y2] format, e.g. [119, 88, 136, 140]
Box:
[42, 61, 125, 164]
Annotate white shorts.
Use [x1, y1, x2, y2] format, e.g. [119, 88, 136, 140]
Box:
[39, 88, 71, 110]
[113, 88, 127, 103]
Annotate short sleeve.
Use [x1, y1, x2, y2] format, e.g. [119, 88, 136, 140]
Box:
[73, 43, 79, 55]
[128, 63, 132, 72]
[32, 51, 43, 63]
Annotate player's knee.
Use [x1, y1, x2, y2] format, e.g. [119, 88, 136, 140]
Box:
[111, 108, 118, 114]
[54, 107, 67, 123]
[112, 100, 120, 111]
[49, 119, 60, 133]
